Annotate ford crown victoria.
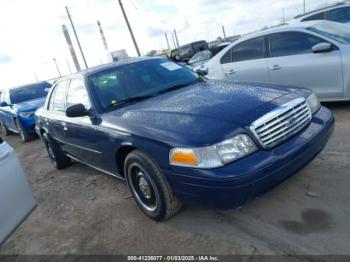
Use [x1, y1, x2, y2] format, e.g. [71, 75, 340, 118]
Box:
[35, 58, 334, 221]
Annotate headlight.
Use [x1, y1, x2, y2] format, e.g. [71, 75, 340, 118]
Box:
[306, 93, 321, 115]
[19, 112, 35, 118]
[170, 134, 257, 168]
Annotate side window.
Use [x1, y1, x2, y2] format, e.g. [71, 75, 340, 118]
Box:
[329, 7, 350, 23]
[4, 91, 11, 104]
[232, 37, 265, 62]
[269, 32, 324, 57]
[49, 80, 68, 111]
[66, 78, 90, 109]
[302, 11, 327, 21]
[220, 48, 232, 64]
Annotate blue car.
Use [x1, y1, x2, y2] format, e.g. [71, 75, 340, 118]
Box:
[0, 82, 52, 142]
[35, 58, 334, 221]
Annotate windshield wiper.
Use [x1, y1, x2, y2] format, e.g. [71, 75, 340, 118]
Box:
[106, 95, 154, 108]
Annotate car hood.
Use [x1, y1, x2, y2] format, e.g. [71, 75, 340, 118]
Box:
[103, 80, 308, 146]
[14, 97, 46, 112]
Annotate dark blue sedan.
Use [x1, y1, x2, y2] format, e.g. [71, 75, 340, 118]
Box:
[0, 82, 51, 142]
[35, 57, 334, 221]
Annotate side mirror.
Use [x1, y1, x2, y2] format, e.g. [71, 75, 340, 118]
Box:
[196, 64, 208, 76]
[312, 42, 333, 53]
[0, 101, 8, 107]
[65, 104, 91, 118]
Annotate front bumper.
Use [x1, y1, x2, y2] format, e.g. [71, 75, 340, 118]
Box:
[164, 106, 334, 208]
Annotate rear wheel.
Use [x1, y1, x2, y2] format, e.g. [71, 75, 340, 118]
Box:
[42, 132, 71, 169]
[0, 120, 11, 136]
[15, 119, 32, 143]
[125, 150, 182, 221]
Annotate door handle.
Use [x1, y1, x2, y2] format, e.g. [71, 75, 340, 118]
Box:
[227, 69, 236, 75]
[271, 65, 282, 71]
[60, 121, 67, 127]
[0, 151, 10, 161]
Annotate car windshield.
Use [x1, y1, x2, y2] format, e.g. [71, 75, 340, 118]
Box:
[178, 45, 192, 57]
[10, 82, 51, 104]
[308, 22, 350, 44]
[88, 59, 203, 111]
[188, 50, 212, 65]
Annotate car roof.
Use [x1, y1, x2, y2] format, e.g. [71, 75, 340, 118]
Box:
[234, 20, 335, 42]
[70, 56, 162, 78]
[294, 2, 350, 19]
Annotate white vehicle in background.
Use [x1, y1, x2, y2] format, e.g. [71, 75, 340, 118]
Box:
[0, 137, 36, 245]
[292, 2, 350, 24]
[204, 21, 350, 101]
[107, 49, 129, 63]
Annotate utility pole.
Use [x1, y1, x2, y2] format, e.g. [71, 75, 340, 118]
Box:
[62, 24, 81, 72]
[303, 0, 306, 14]
[65, 6, 88, 68]
[97, 20, 109, 51]
[165, 33, 170, 50]
[222, 25, 226, 41]
[174, 29, 180, 48]
[171, 33, 176, 49]
[33, 73, 39, 82]
[282, 8, 285, 24]
[66, 59, 72, 74]
[53, 58, 62, 77]
[118, 0, 141, 56]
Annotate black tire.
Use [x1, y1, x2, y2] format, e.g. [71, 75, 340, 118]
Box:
[15, 119, 32, 143]
[42, 132, 71, 169]
[0, 120, 11, 136]
[125, 150, 182, 221]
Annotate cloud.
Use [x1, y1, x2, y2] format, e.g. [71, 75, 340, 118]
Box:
[0, 54, 12, 64]
[0, 0, 342, 89]
[147, 27, 165, 38]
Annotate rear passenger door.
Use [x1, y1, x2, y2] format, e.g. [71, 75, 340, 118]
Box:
[266, 31, 343, 98]
[220, 37, 270, 82]
[46, 80, 69, 145]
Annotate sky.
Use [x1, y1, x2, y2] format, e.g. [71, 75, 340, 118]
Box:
[0, 0, 341, 90]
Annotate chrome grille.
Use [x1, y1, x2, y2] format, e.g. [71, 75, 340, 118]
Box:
[250, 98, 312, 148]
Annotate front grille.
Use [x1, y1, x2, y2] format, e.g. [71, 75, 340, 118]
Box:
[250, 97, 312, 148]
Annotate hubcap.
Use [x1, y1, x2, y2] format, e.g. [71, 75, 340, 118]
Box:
[138, 174, 152, 199]
[128, 163, 158, 212]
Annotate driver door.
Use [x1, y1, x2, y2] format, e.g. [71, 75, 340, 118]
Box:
[266, 31, 343, 98]
[63, 77, 107, 169]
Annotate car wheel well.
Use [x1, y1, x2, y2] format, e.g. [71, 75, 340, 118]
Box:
[116, 145, 137, 177]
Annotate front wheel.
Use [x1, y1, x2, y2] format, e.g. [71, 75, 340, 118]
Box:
[16, 119, 32, 143]
[125, 150, 182, 221]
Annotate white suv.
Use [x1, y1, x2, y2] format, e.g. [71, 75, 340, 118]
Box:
[205, 21, 350, 101]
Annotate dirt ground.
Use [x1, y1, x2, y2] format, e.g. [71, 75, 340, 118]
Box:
[0, 103, 349, 256]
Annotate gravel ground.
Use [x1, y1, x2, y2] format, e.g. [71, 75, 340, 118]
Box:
[0, 102, 349, 257]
